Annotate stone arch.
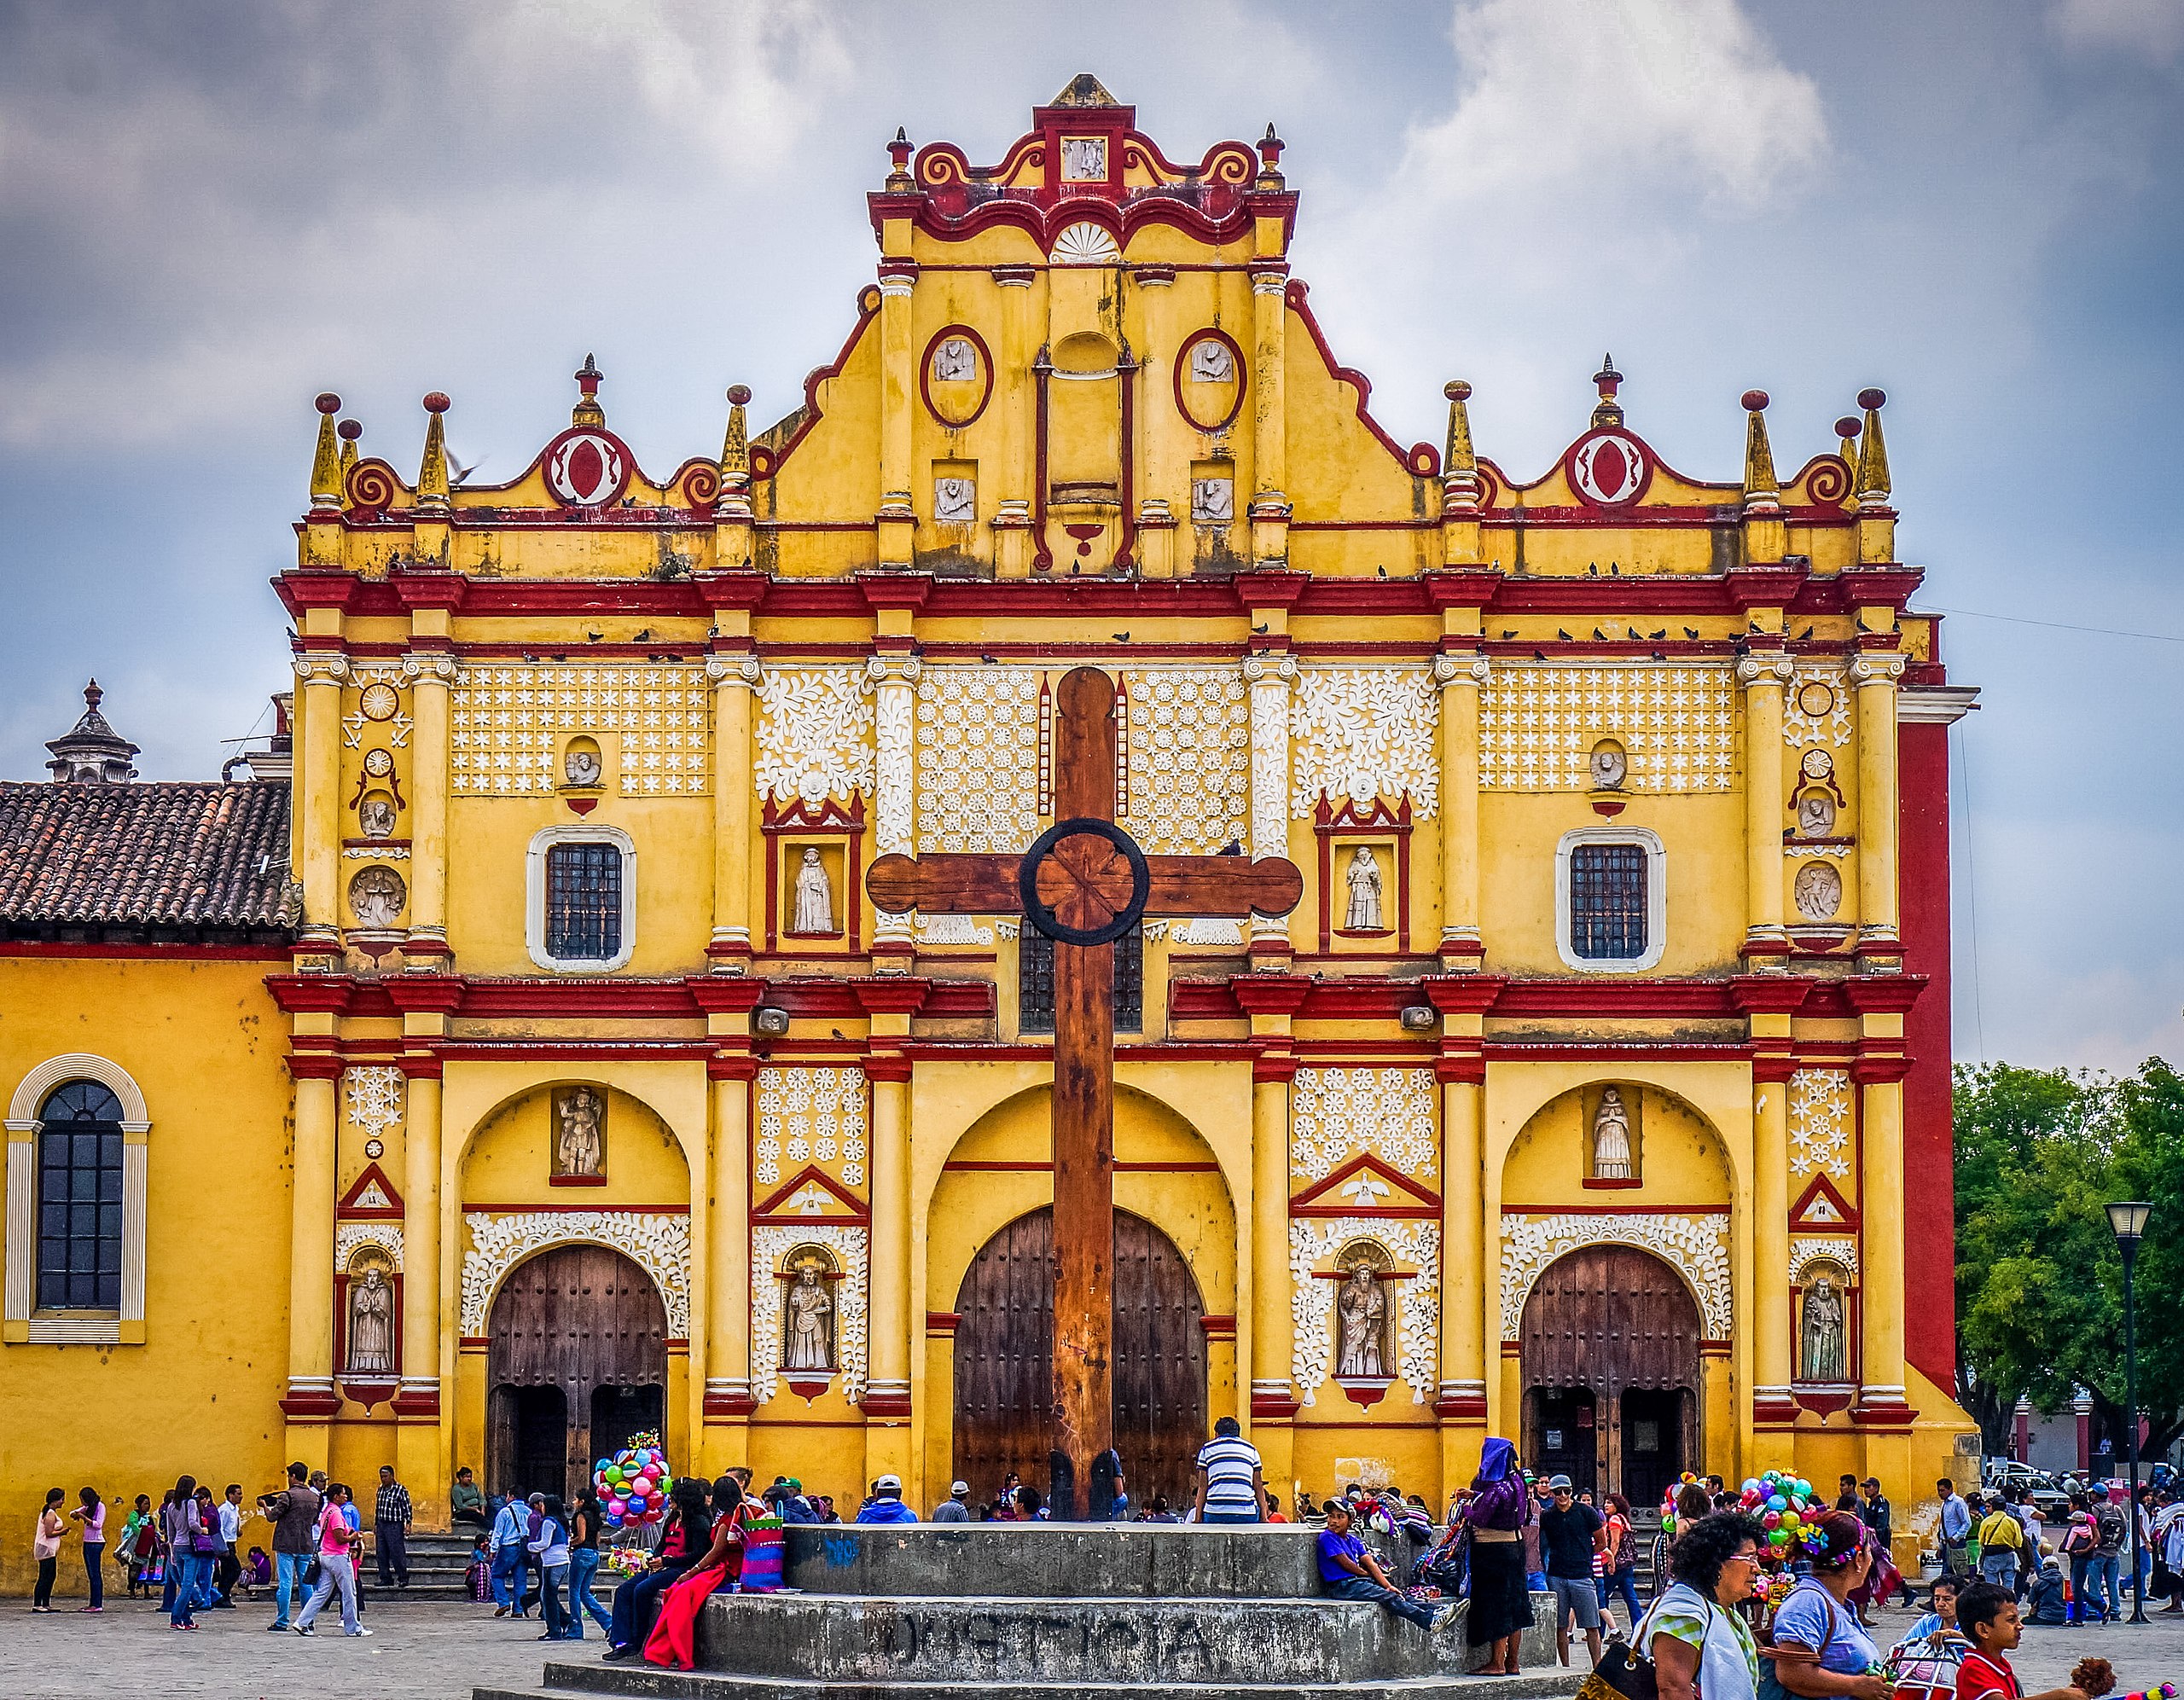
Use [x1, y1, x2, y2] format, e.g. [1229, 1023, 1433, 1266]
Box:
[454, 1076, 694, 1196]
[1499, 1213, 1732, 1342]
[8, 1053, 150, 1128]
[458, 1210, 691, 1337]
[5, 1053, 153, 1336]
[1500, 1077, 1736, 1207]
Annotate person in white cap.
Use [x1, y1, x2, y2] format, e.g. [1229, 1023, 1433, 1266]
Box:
[855, 1474, 920, 1525]
[932, 1482, 972, 1523]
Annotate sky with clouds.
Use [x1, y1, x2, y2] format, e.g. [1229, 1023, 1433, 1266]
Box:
[1, 0, 2177, 1069]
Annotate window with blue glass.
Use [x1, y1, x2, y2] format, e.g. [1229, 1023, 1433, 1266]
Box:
[1568, 842, 1649, 961]
[545, 841, 623, 961]
[38, 1081, 125, 1310]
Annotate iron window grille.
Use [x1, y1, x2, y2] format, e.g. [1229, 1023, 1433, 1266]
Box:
[1569, 842, 1649, 961]
[545, 841, 624, 961]
[37, 1080, 125, 1310]
[1018, 925, 1143, 1036]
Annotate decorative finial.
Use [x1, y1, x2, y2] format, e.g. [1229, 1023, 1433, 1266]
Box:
[1441, 380, 1479, 527]
[45, 677, 140, 783]
[1258, 123, 1285, 184]
[716, 383, 752, 523]
[1591, 355, 1623, 427]
[337, 418, 361, 486]
[572, 353, 606, 427]
[886, 126, 914, 190]
[1855, 387, 1891, 504]
[1740, 390, 1778, 503]
[417, 392, 451, 513]
[309, 392, 343, 511]
[84, 679, 102, 714]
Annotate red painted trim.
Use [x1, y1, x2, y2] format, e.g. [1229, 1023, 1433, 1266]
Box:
[1031, 355, 1053, 572]
[1283, 280, 1438, 481]
[0, 941, 291, 961]
[761, 791, 865, 954]
[336, 1162, 405, 1221]
[548, 1172, 609, 1187]
[939, 1159, 1221, 1174]
[1896, 716, 1955, 1392]
[1581, 1177, 1644, 1190]
[1199, 1314, 1237, 1338]
[925, 1311, 961, 1334]
[462, 1202, 690, 1215]
[751, 1163, 870, 1223]
[1502, 1203, 1734, 1216]
[919, 324, 996, 430]
[1790, 1172, 1861, 1230]
[1289, 1151, 1442, 1215]
[1173, 328, 1246, 432]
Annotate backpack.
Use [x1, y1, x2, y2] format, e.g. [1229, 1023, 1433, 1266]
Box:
[2096, 1506, 2126, 1552]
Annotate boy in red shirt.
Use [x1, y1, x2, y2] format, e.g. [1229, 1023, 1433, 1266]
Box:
[1951, 1582, 2088, 1700]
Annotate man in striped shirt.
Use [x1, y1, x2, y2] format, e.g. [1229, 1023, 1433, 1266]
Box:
[373, 1467, 412, 1588]
[1193, 1417, 1267, 1524]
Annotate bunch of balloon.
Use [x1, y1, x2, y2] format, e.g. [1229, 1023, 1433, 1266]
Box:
[595, 1429, 674, 1530]
[1731, 1469, 1827, 1564]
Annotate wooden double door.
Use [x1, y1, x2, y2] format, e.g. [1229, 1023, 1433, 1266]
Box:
[953, 1208, 1207, 1513]
[1519, 1245, 1701, 1507]
[486, 1245, 667, 1503]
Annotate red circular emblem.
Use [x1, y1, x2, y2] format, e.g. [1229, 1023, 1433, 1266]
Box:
[1568, 430, 1650, 506]
[543, 429, 632, 508]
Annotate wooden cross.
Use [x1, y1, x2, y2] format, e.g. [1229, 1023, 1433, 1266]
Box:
[868, 665, 1303, 1519]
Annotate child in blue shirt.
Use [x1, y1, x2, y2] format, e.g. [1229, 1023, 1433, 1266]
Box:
[1317, 1500, 1451, 1633]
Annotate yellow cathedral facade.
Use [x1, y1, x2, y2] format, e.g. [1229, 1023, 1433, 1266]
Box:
[0, 78, 1982, 1586]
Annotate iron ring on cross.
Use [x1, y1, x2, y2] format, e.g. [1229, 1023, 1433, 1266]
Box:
[1019, 817, 1151, 947]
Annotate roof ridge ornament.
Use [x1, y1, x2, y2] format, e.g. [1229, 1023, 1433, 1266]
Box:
[572, 354, 605, 428]
[1049, 72, 1119, 107]
[1591, 354, 1624, 429]
[46, 679, 141, 784]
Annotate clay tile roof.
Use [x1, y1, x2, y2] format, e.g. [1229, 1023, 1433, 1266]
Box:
[0, 780, 293, 937]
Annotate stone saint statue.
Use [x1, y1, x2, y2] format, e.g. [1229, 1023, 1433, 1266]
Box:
[1345, 846, 1384, 931]
[563, 746, 602, 787]
[1337, 1265, 1386, 1378]
[347, 866, 406, 928]
[1801, 1273, 1848, 1382]
[1590, 743, 1628, 790]
[347, 1266, 393, 1373]
[358, 794, 397, 839]
[784, 1263, 834, 1370]
[1798, 791, 1836, 836]
[1793, 861, 1843, 921]
[557, 1086, 604, 1177]
[1190, 339, 1234, 382]
[791, 848, 834, 934]
[932, 338, 976, 382]
[1592, 1087, 1634, 1180]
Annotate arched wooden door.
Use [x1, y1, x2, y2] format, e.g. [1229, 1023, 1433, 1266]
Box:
[486, 1245, 667, 1503]
[953, 1209, 1206, 1513]
[1519, 1245, 1702, 1507]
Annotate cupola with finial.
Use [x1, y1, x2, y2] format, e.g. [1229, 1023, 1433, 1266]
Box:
[46, 680, 141, 784]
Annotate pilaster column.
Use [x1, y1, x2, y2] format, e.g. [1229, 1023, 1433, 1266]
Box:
[282, 1064, 341, 1462]
[866, 653, 921, 961]
[1852, 653, 1906, 967]
[291, 653, 350, 948]
[1856, 1065, 1912, 1422]
[1740, 654, 1792, 961]
[1751, 1065, 1797, 1458]
[703, 1063, 755, 1430]
[395, 1063, 447, 1511]
[875, 268, 918, 568]
[1437, 1068, 1488, 1488]
[1242, 651, 1297, 960]
[1248, 1062, 1295, 1422]
[1248, 267, 1291, 568]
[992, 265, 1036, 577]
[1433, 652, 1487, 964]
[706, 654, 761, 970]
[402, 653, 455, 966]
[864, 1059, 914, 1469]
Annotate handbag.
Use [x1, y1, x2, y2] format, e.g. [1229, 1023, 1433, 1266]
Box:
[1757, 1583, 1841, 1700]
[1585, 1589, 1691, 1700]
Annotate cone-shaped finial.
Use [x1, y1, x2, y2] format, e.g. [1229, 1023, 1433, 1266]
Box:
[417, 392, 451, 512]
[720, 382, 752, 489]
[1740, 391, 1778, 502]
[1443, 380, 1477, 478]
[1591, 355, 1624, 428]
[1855, 387, 1891, 503]
[886, 126, 914, 189]
[572, 353, 605, 428]
[309, 392, 343, 510]
[337, 418, 361, 487]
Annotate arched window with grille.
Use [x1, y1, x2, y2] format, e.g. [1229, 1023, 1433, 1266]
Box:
[37, 1081, 125, 1310]
[1555, 827, 1666, 972]
[526, 826, 637, 972]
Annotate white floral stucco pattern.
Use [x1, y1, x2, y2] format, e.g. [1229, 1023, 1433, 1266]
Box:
[1119, 668, 1249, 853]
[1499, 1213, 1732, 1340]
[1289, 1218, 1440, 1403]
[1479, 664, 1735, 792]
[756, 1066, 869, 1192]
[1290, 1067, 1438, 1183]
[753, 668, 875, 804]
[1289, 668, 1440, 818]
[1782, 665, 1856, 751]
[1789, 1237, 1860, 1285]
[334, 1221, 404, 1274]
[460, 1211, 691, 1337]
[343, 1065, 404, 1137]
[452, 664, 711, 796]
[1788, 1068, 1854, 1181]
[751, 1222, 868, 1405]
[914, 667, 1043, 853]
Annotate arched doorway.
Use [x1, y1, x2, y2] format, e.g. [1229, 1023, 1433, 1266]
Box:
[1519, 1245, 1701, 1507]
[953, 1208, 1206, 1511]
[486, 1244, 667, 1502]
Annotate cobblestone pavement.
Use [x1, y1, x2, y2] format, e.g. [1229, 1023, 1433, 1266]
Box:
[3, 1595, 2184, 1699]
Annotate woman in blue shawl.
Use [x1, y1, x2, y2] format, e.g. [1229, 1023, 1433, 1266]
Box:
[1461, 1437, 1536, 1673]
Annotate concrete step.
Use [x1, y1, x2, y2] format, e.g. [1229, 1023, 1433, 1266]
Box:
[477, 1662, 1586, 1700]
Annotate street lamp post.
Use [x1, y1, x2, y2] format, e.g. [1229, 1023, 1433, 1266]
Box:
[2106, 1200, 2153, 1624]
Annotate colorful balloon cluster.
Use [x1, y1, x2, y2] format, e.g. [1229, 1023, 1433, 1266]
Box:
[595, 1429, 673, 1529]
[2120, 1685, 2178, 1700]
[1735, 1469, 1827, 1558]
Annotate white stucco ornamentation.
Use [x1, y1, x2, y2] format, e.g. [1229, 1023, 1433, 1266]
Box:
[1290, 1067, 1438, 1183]
[1781, 665, 1855, 751]
[460, 1210, 691, 1337]
[1289, 668, 1440, 818]
[914, 667, 1043, 853]
[1499, 1213, 1733, 1340]
[451, 664, 711, 797]
[753, 668, 875, 804]
[756, 1066, 868, 1193]
[1788, 1068, 1855, 1181]
[335, 1221, 404, 1274]
[1289, 1218, 1441, 1404]
[1242, 653, 1296, 864]
[1789, 1236, 1861, 1285]
[1119, 668, 1249, 854]
[751, 1222, 869, 1405]
[867, 657, 920, 862]
[1479, 663, 1735, 792]
[343, 1065, 404, 1138]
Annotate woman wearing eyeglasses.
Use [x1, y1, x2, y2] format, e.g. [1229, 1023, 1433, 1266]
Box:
[1647, 1512, 1771, 1700]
